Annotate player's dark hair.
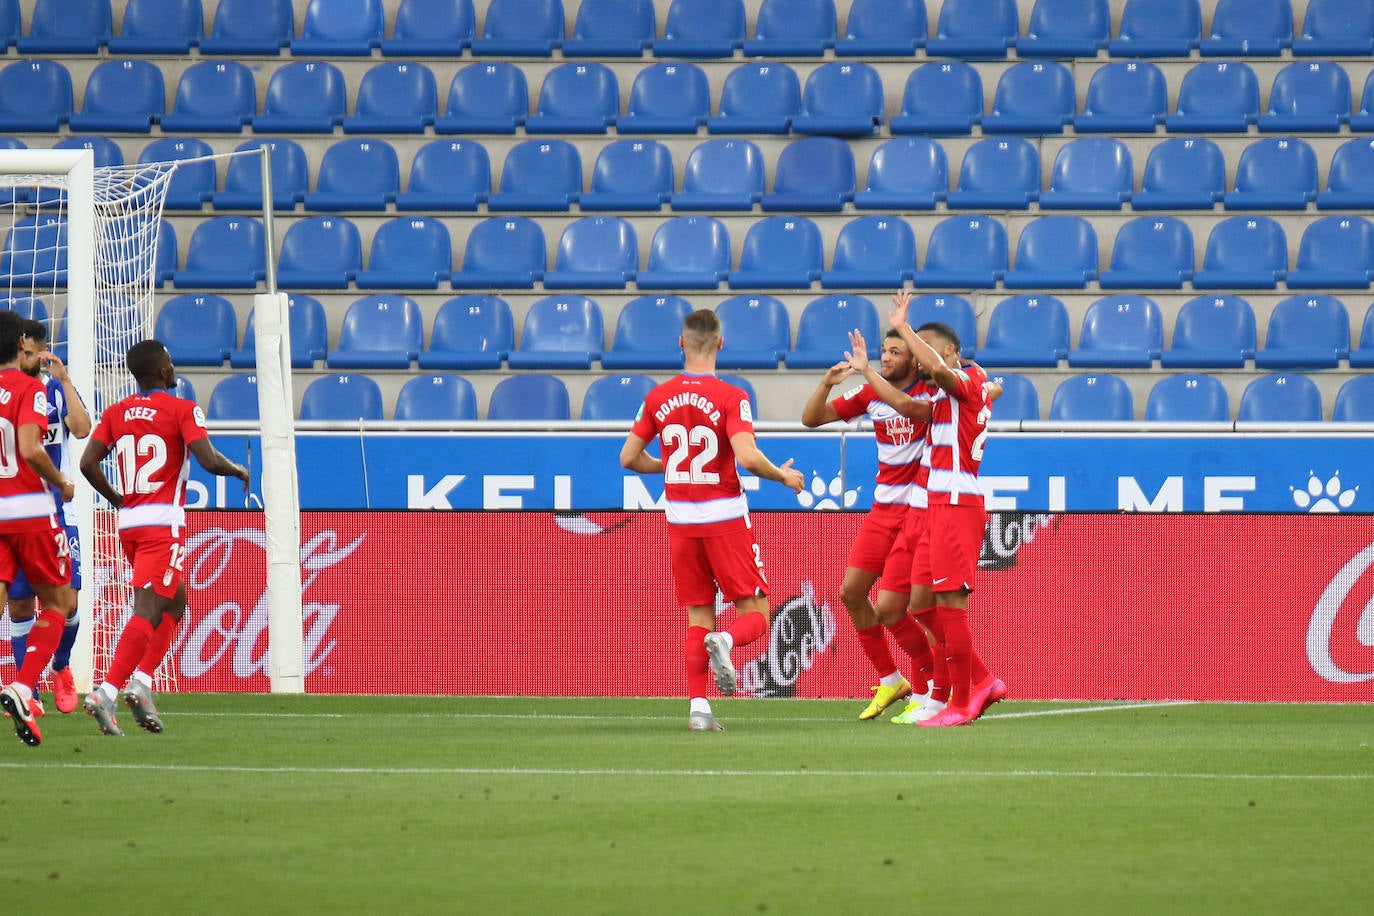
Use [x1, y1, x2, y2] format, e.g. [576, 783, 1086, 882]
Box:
[916, 321, 961, 354]
[884, 328, 904, 341]
[20, 318, 46, 344]
[0, 309, 23, 364]
[683, 309, 720, 337]
[126, 338, 171, 384]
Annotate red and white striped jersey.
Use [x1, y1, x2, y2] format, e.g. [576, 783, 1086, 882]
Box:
[923, 362, 991, 508]
[90, 389, 209, 532]
[630, 372, 755, 531]
[0, 367, 58, 530]
[832, 379, 931, 506]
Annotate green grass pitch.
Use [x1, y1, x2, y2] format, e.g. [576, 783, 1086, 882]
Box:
[1, 696, 1370, 915]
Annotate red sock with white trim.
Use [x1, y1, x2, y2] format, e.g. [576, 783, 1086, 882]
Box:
[937, 605, 973, 710]
[105, 615, 156, 692]
[726, 610, 768, 649]
[16, 608, 65, 691]
[914, 607, 950, 702]
[855, 623, 898, 681]
[137, 615, 179, 679]
[885, 613, 934, 687]
[685, 625, 711, 700]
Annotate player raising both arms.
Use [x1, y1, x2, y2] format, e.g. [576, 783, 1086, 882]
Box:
[80, 339, 248, 736]
[620, 309, 804, 732]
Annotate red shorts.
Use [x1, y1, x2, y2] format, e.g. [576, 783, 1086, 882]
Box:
[668, 519, 769, 608]
[912, 502, 987, 594]
[0, 521, 70, 590]
[120, 527, 185, 599]
[846, 501, 908, 574]
[882, 506, 927, 596]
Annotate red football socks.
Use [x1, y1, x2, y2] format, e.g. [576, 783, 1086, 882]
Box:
[855, 623, 898, 680]
[16, 608, 65, 690]
[138, 615, 179, 677]
[937, 605, 974, 709]
[885, 613, 934, 685]
[685, 625, 711, 700]
[726, 609, 768, 648]
[914, 607, 951, 702]
[105, 615, 156, 692]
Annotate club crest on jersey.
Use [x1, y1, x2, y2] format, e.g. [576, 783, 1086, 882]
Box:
[740, 399, 754, 424]
[883, 415, 918, 446]
[32, 391, 47, 415]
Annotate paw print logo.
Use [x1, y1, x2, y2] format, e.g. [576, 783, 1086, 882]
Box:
[1291, 471, 1359, 513]
[795, 472, 860, 511]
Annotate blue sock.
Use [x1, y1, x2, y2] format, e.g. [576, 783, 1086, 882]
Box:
[53, 616, 80, 671]
[9, 617, 33, 675]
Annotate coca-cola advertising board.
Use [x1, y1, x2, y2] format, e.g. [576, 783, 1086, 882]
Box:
[56, 509, 1372, 703]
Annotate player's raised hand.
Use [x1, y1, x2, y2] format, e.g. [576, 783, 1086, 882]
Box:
[777, 458, 805, 493]
[844, 329, 870, 373]
[40, 350, 69, 381]
[890, 289, 912, 328]
[822, 360, 854, 385]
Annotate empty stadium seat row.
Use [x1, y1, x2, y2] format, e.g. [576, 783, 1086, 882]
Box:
[14, 55, 1374, 139]
[9, 0, 1373, 60]
[145, 288, 1374, 375]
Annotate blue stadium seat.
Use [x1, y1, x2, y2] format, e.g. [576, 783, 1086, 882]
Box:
[395, 374, 478, 422]
[395, 139, 490, 212]
[1016, 0, 1109, 57]
[0, 215, 66, 287]
[0, 136, 24, 206]
[986, 372, 1039, 421]
[977, 295, 1069, 367]
[1237, 374, 1323, 422]
[563, 0, 655, 57]
[160, 61, 255, 134]
[0, 294, 47, 323]
[326, 295, 425, 369]
[1145, 374, 1230, 422]
[276, 216, 362, 290]
[542, 216, 638, 290]
[580, 139, 673, 211]
[487, 374, 571, 421]
[140, 137, 215, 211]
[68, 59, 163, 134]
[636, 216, 731, 290]
[889, 61, 982, 136]
[600, 294, 692, 370]
[154, 221, 177, 287]
[470, 0, 565, 57]
[171, 216, 264, 289]
[821, 215, 916, 289]
[1003, 216, 1099, 290]
[1288, 216, 1374, 289]
[1294, 0, 1374, 56]
[835, 0, 925, 56]
[110, 0, 202, 53]
[1318, 138, 1374, 209]
[525, 62, 619, 134]
[727, 216, 823, 289]
[1130, 137, 1225, 210]
[450, 217, 545, 289]
[1108, 0, 1200, 57]
[654, 0, 745, 57]
[207, 373, 260, 420]
[418, 294, 514, 370]
[506, 294, 605, 369]
[252, 62, 346, 134]
[355, 216, 452, 290]
[155, 294, 236, 366]
[718, 374, 758, 416]
[52, 135, 123, 169]
[1259, 61, 1351, 133]
[199, 0, 293, 55]
[1254, 295, 1351, 370]
[291, 0, 384, 56]
[213, 139, 308, 211]
[1068, 294, 1163, 368]
[435, 62, 528, 135]
[1049, 374, 1134, 422]
[581, 373, 658, 421]
[762, 136, 855, 212]
[488, 139, 581, 211]
[1349, 70, 1374, 132]
[1160, 295, 1257, 369]
[1223, 138, 1318, 210]
[1038, 137, 1133, 210]
[1352, 302, 1374, 368]
[1074, 61, 1168, 134]
[19, 0, 111, 53]
[981, 61, 1075, 135]
[1193, 216, 1288, 290]
[1332, 375, 1374, 420]
[1199, 0, 1293, 56]
[705, 62, 800, 135]
[791, 62, 883, 136]
[1099, 216, 1195, 290]
[0, 61, 72, 133]
[93, 213, 174, 287]
[1165, 62, 1260, 132]
[912, 215, 1007, 289]
[0, 0, 15, 49]
[304, 139, 400, 212]
[617, 63, 710, 135]
[343, 61, 438, 134]
[926, 0, 1016, 57]
[300, 374, 385, 422]
[382, 0, 475, 56]
[716, 295, 790, 369]
[744, 0, 837, 57]
[946, 138, 1039, 210]
[672, 138, 764, 211]
[909, 293, 977, 358]
[853, 137, 949, 211]
[786, 294, 879, 368]
[229, 294, 328, 369]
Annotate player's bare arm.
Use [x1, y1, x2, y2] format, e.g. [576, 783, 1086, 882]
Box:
[800, 361, 852, 427]
[730, 431, 804, 493]
[188, 439, 250, 486]
[845, 329, 932, 422]
[888, 291, 962, 394]
[618, 432, 664, 475]
[19, 420, 73, 502]
[79, 436, 123, 508]
[42, 350, 92, 438]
